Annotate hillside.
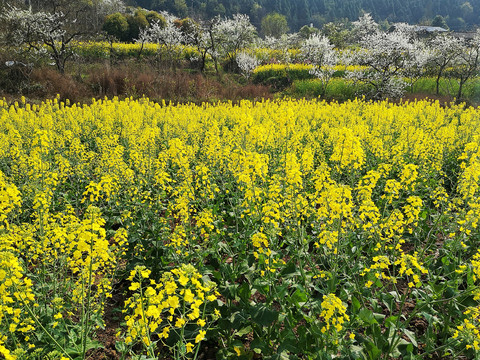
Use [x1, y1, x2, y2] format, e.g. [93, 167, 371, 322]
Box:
[131, 0, 480, 31]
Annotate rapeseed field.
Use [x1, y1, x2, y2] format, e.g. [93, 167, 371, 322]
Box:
[1, 97, 480, 359]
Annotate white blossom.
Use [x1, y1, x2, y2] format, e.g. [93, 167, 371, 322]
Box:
[211, 14, 256, 58]
[236, 51, 259, 78]
[97, 0, 126, 18]
[300, 34, 338, 96]
[346, 22, 417, 99]
[138, 20, 184, 47]
[300, 33, 337, 66]
[1, 6, 77, 73]
[352, 13, 379, 42]
[447, 29, 480, 99]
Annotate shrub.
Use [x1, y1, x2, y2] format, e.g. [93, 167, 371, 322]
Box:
[103, 12, 129, 42]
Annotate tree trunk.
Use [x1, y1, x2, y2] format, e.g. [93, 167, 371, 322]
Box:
[457, 78, 465, 101]
[436, 71, 442, 95]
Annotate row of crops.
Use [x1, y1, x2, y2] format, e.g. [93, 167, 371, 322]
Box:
[1, 97, 480, 359]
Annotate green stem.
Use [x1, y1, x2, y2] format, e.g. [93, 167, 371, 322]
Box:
[82, 210, 96, 359]
[387, 286, 411, 355]
[19, 290, 73, 360]
[418, 213, 444, 259]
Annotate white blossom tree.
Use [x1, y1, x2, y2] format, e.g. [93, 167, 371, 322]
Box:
[402, 39, 433, 92]
[1, 6, 79, 74]
[427, 34, 465, 96]
[429, 35, 463, 96]
[351, 13, 379, 43]
[300, 33, 338, 96]
[96, 0, 126, 19]
[174, 18, 211, 72]
[449, 30, 480, 100]
[257, 33, 301, 63]
[209, 14, 257, 72]
[137, 18, 184, 68]
[236, 51, 258, 78]
[346, 21, 417, 99]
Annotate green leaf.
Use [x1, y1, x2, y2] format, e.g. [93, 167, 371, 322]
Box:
[253, 280, 270, 296]
[177, 341, 186, 355]
[290, 286, 308, 305]
[420, 311, 438, 325]
[385, 315, 398, 329]
[281, 261, 300, 276]
[349, 344, 366, 359]
[237, 282, 251, 303]
[277, 339, 300, 355]
[250, 337, 268, 354]
[275, 284, 289, 298]
[402, 328, 418, 347]
[267, 351, 291, 360]
[392, 338, 413, 357]
[364, 341, 382, 360]
[230, 311, 249, 329]
[277, 328, 300, 353]
[235, 325, 252, 337]
[351, 296, 361, 313]
[359, 308, 377, 325]
[251, 305, 279, 326]
[460, 294, 477, 308]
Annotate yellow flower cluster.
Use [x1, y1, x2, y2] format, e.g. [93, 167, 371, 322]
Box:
[330, 127, 365, 171]
[0, 171, 21, 229]
[320, 293, 350, 333]
[71, 41, 199, 60]
[0, 237, 36, 359]
[457, 139, 480, 238]
[453, 306, 480, 352]
[123, 264, 218, 355]
[394, 252, 429, 288]
[452, 249, 480, 353]
[251, 232, 271, 258]
[362, 251, 428, 289]
[252, 63, 314, 74]
[252, 63, 367, 74]
[356, 170, 381, 233]
[247, 47, 300, 63]
[360, 255, 392, 288]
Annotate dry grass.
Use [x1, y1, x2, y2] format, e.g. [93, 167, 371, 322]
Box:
[10, 61, 272, 105]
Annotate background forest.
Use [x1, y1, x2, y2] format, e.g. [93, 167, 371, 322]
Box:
[131, 0, 480, 31]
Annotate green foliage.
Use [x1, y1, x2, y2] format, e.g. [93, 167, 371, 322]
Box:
[146, 11, 167, 27]
[127, 10, 150, 42]
[321, 21, 351, 49]
[260, 12, 289, 38]
[130, 0, 480, 31]
[298, 24, 319, 39]
[432, 14, 449, 29]
[251, 66, 314, 89]
[103, 12, 129, 41]
[289, 78, 370, 101]
[101, 9, 166, 43]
